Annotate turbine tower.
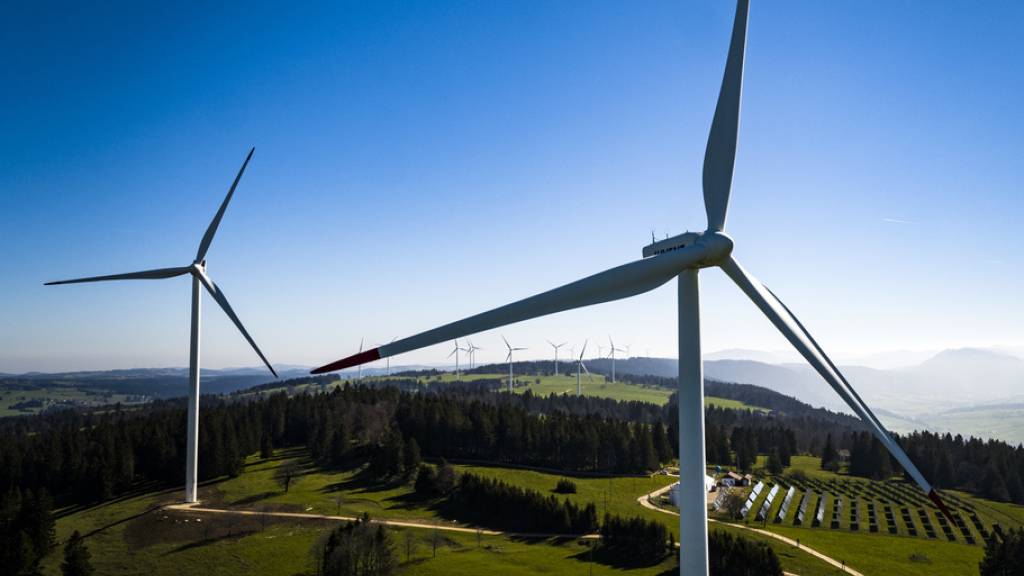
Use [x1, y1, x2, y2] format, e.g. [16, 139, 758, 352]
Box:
[46, 148, 276, 504]
[575, 340, 593, 396]
[607, 336, 625, 383]
[547, 340, 567, 375]
[447, 339, 467, 380]
[357, 338, 364, 380]
[502, 335, 526, 392]
[311, 2, 953, 573]
[466, 339, 481, 369]
[376, 337, 397, 376]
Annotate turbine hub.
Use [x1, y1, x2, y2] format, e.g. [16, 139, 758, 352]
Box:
[695, 231, 734, 267]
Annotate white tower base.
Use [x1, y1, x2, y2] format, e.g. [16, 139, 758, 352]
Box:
[185, 274, 201, 503]
[677, 269, 709, 574]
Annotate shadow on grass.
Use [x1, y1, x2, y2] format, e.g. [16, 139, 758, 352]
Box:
[318, 464, 422, 512]
[229, 491, 281, 507]
[79, 504, 163, 541]
[569, 544, 671, 570]
[162, 529, 259, 555]
[55, 480, 175, 520]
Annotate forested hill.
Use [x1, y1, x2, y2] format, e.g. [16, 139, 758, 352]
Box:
[1, 367, 311, 399]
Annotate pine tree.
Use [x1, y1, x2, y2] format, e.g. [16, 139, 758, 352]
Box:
[1006, 468, 1024, 505]
[404, 437, 422, 473]
[61, 530, 94, 576]
[821, 433, 837, 471]
[260, 434, 274, 459]
[980, 527, 1024, 576]
[982, 462, 1011, 502]
[766, 448, 784, 475]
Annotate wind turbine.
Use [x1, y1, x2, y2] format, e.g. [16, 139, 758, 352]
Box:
[547, 340, 567, 375]
[46, 148, 276, 504]
[376, 338, 397, 376]
[575, 340, 593, 396]
[357, 338, 364, 380]
[466, 339, 481, 369]
[447, 339, 467, 380]
[311, 1, 953, 573]
[607, 336, 625, 383]
[501, 335, 526, 392]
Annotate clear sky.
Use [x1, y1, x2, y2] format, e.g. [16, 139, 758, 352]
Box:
[1, 1, 1021, 373]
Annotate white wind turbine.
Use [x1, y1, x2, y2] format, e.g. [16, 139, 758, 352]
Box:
[375, 337, 398, 376]
[501, 335, 526, 392]
[46, 148, 276, 504]
[574, 340, 593, 396]
[312, 1, 953, 572]
[447, 339, 467, 380]
[357, 338, 364, 380]
[547, 340, 567, 375]
[607, 336, 625, 383]
[466, 339, 481, 369]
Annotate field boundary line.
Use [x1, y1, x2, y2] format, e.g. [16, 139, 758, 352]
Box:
[164, 502, 599, 540]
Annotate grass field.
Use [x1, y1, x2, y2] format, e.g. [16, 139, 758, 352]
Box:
[0, 385, 140, 417]
[38, 449, 847, 576]
[291, 372, 768, 411]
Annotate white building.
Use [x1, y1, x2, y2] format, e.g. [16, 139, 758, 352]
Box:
[668, 476, 715, 506]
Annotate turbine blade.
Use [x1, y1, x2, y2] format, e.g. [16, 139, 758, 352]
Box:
[311, 242, 711, 374]
[502, 334, 511, 350]
[196, 270, 277, 378]
[719, 256, 953, 520]
[45, 266, 191, 285]
[703, 0, 749, 232]
[580, 340, 588, 359]
[195, 147, 254, 262]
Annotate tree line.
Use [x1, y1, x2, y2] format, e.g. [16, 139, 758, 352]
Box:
[0, 487, 55, 576]
[5, 374, 1024, 509]
[446, 471, 598, 534]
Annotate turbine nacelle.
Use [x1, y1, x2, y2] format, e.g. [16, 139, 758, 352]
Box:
[643, 230, 733, 268]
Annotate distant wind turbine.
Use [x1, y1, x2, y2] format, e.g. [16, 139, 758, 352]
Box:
[466, 339, 481, 369]
[502, 335, 526, 392]
[375, 338, 398, 376]
[311, 1, 953, 572]
[357, 338, 364, 380]
[575, 340, 593, 396]
[607, 336, 624, 383]
[46, 148, 276, 504]
[547, 340, 567, 375]
[447, 339, 467, 380]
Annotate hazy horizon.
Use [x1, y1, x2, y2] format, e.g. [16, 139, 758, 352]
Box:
[6, 342, 1024, 375]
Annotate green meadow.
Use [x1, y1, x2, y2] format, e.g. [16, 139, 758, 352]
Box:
[40, 449, 846, 576]
[274, 372, 768, 411]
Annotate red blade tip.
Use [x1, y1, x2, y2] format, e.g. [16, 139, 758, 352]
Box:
[311, 348, 381, 375]
[928, 489, 956, 525]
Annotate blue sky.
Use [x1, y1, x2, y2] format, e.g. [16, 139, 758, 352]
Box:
[1, 1, 1021, 373]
